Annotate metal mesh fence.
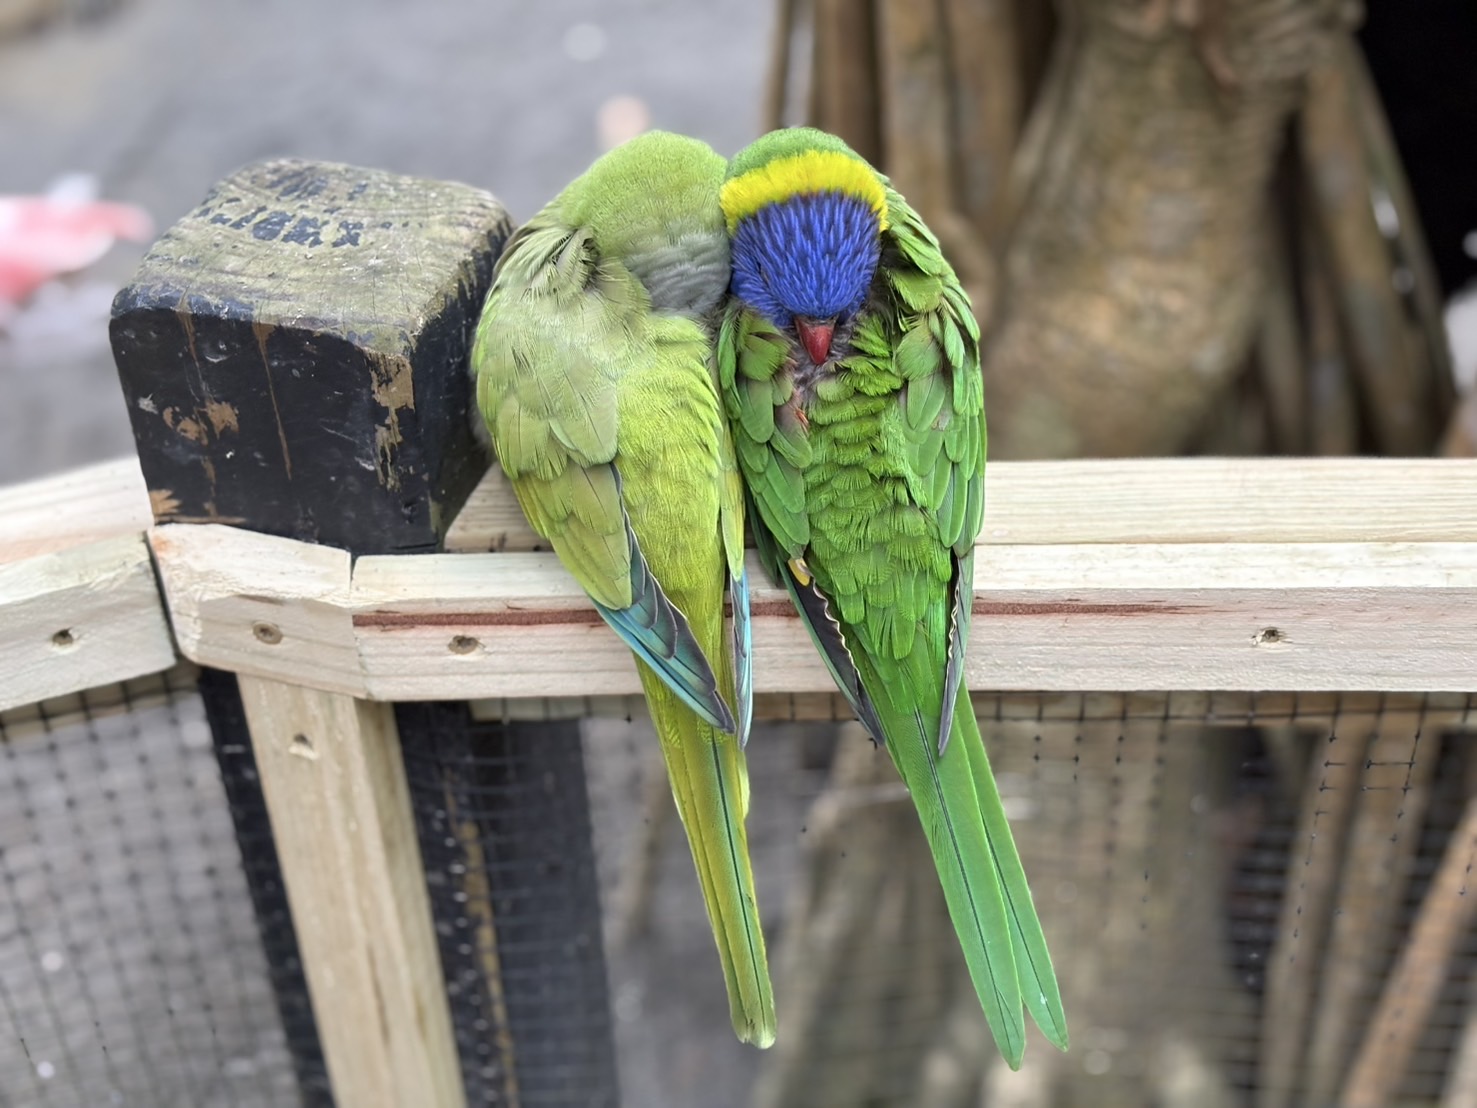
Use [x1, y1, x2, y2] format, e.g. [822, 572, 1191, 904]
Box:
[3, 680, 1476, 1107]
[583, 691, 1477, 1108]
[398, 702, 618, 1107]
[0, 667, 313, 1107]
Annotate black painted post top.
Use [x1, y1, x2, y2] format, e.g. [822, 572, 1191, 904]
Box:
[111, 159, 512, 555]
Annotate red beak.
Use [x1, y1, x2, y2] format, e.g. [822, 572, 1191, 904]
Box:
[795, 316, 835, 366]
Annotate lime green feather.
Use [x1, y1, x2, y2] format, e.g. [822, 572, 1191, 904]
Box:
[472, 131, 773, 1047]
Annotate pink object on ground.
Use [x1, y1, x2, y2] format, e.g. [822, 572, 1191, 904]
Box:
[0, 194, 153, 305]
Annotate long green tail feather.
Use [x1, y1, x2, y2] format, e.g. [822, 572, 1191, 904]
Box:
[866, 654, 1025, 1066]
[866, 653, 1067, 1067]
[639, 666, 775, 1048]
[960, 693, 1070, 1052]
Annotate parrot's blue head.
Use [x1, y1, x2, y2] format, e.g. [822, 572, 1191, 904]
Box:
[721, 128, 888, 365]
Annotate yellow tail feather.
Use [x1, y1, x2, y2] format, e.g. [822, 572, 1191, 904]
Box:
[640, 668, 776, 1047]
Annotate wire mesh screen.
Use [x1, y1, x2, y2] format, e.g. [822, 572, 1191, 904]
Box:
[0, 667, 325, 1107]
[397, 702, 619, 1107]
[581, 691, 1477, 1108]
[5, 679, 1475, 1107]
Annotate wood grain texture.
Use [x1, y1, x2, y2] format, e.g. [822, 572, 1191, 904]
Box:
[353, 543, 1477, 697]
[110, 159, 509, 554]
[445, 457, 1477, 552]
[0, 534, 176, 712]
[236, 675, 466, 1108]
[139, 519, 1477, 698]
[0, 456, 150, 564]
[1, 456, 1472, 706]
[149, 522, 364, 696]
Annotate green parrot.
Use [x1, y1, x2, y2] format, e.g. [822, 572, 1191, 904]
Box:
[716, 127, 1067, 1067]
[470, 131, 775, 1048]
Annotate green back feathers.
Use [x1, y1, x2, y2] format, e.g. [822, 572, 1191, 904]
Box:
[472, 129, 740, 731]
[723, 126, 868, 179]
[549, 131, 728, 276]
[474, 132, 777, 1048]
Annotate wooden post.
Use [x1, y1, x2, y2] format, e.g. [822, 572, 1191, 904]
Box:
[109, 159, 517, 1107]
[235, 676, 465, 1107]
[110, 159, 498, 552]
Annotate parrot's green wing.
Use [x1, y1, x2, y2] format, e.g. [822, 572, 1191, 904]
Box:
[877, 185, 985, 751]
[718, 306, 885, 744]
[474, 218, 735, 733]
[879, 187, 1068, 1058]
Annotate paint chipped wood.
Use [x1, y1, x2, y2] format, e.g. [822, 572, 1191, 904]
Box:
[110, 158, 512, 555]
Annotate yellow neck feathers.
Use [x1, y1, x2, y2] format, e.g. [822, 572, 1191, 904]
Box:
[720, 149, 888, 233]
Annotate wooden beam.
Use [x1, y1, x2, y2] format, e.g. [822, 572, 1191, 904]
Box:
[149, 523, 365, 696]
[145, 522, 1477, 697]
[236, 675, 465, 1108]
[2, 454, 1472, 565]
[445, 456, 1477, 552]
[1, 454, 1471, 708]
[353, 542, 1477, 695]
[106, 155, 628, 1104]
[0, 534, 176, 712]
[0, 456, 150, 564]
[110, 159, 508, 554]
[105, 158, 513, 1107]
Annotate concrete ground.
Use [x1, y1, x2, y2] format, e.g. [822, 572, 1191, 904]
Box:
[0, 0, 771, 483]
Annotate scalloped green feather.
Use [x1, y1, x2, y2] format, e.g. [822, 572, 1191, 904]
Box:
[720, 133, 1063, 1069]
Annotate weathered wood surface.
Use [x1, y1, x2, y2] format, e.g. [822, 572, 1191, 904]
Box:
[150, 523, 364, 696]
[0, 534, 176, 712]
[104, 158, 514, 1107]
[0, 456, 150, 563]
[147, 522, 1477, 698]
[2, 455, 1476, 709]
[110, 159, 509, 554]
[236, 675, 466, 1108]
[447, 456, 1477, 552]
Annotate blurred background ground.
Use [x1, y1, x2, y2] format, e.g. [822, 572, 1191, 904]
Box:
[0, 0, 770, 483]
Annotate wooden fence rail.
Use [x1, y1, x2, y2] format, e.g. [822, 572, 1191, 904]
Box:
[4, 454, 1477, 714]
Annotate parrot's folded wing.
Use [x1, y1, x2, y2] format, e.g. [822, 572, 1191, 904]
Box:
[781, 558, 885, 747]
[594, 519, 735, 734]
[877, 185, 986, 754]
[715, 396, 754, 745]
[474, 217, 735, 733]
